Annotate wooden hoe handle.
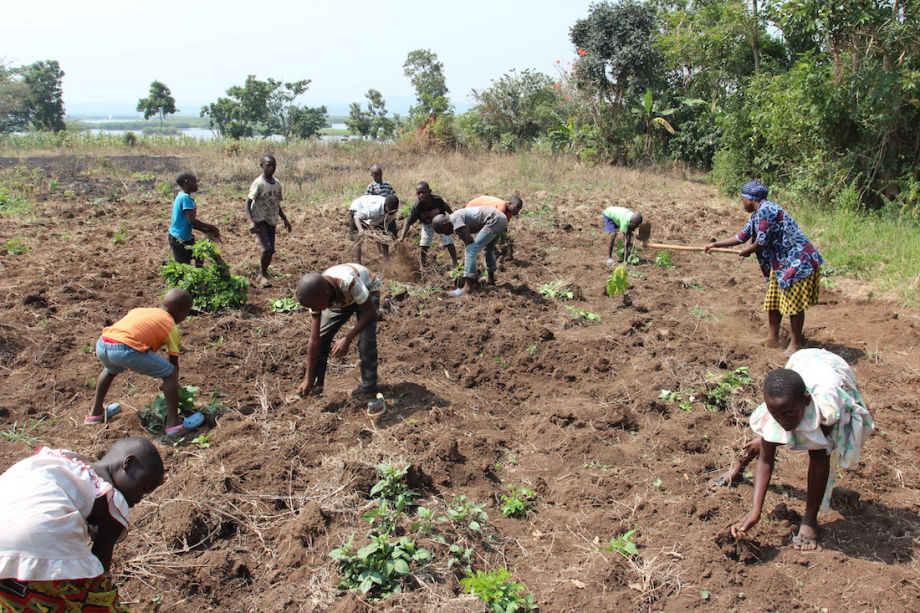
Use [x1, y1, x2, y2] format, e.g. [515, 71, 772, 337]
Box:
[644, 241, 739, 254]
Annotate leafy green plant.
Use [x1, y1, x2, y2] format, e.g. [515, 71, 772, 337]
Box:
[139, 385, 224, 430]
[606, 265, 630, 297]
[500, 486, 537, 518]
[654, 249, 675, 269]
[689, 305, 711, 320]
[616, 241, 641, 264]
[702, 367, 752, 411]
[330, 534, 431, 599]
[447, 543, 473, 574]
[443, 495, 488, 533]
[449, 263, 466, 281]
[659, 389, 695, 412]
[160, 240, 249, 312]
[539, 280, 574, 301]
[191, 433, 213, 448]
[111, 224, 128, 244]
[602, 529, 640, 558]
[526, 344, 538, 356]
[461, 568, 536, 612]
[0, 418, 49, 445]
[565, 305, 601, 323]
[271, 297, 299, 313]
[5, 237, 29, 255]
[363, 465, 417, 536]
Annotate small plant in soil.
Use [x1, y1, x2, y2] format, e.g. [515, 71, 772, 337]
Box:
[616, 241, 641, 264]
[539, 280, 574, 301]
[364, 465, 417, 536]
[602, 529, 640, 558]
[659, 388, 695, 412]
[443, 495, 488, 533]
[5, 237, 29, 255]
[329, 533, 431, 599]
[606, 265, 630, 297]
[447, 543, 473, 574]
[654, 249, 675, 269]
[160, 240, 249, 312]
[565, 305, 601, 323]
[702, 367, 752, 411]
[191, 433, 213, 448]
[461, 568, 536, 612]
[140, 385, 223, 431]
[0, 418, 50, 445]
[270, 297, 299, 313]
[500, 485, 537, 518]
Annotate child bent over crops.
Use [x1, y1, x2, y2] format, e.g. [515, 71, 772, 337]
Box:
[712, 348, 873, 550]
[602, 204, 642, 265]
[432, 206, 509, 295]
[295, 264, 381, 398]
[348, 193, 400, 264]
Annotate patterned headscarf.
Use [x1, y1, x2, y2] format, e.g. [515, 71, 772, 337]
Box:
[741, 180, 769, 201]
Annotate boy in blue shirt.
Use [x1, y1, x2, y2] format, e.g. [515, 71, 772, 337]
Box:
[168, 172, 220, 266]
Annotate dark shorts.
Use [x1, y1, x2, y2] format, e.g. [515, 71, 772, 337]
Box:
[169, 234, 195, 264]
[252, 220, 277, 253]
[603, 215, 621, 233]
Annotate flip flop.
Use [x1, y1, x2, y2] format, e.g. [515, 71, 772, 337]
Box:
[164, 412, 204, 435]
[84, 403, 122, 425]
[791, 530, 822, 552]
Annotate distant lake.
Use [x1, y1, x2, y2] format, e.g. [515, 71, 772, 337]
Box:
[86, 123, 350, 142]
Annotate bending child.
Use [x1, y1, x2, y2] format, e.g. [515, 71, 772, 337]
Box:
[431, 205, 509, 295]
[705, 181, 823, 354]
[0, 438, 164, 612]
[295, 264, 381, 398]
[348, 194, 400, 264]
[88, 288, 203, 435]
[397, 181, 458, 268]
[602, 204, 642, 265]
[168, 172, 220, 266]
[245, 154, 292, 288]
[714, 348, 873, 550]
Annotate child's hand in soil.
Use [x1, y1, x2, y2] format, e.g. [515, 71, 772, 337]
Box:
[730, 510, 760, 538]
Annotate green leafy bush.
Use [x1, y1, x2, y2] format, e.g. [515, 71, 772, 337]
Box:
[654, 250, 675, 269]
[461, 568, 536, 612]
[5, 237, 29, 255]
[160, 240, 249, 312]
[139, 385, 225, 431]
[500, 486, 537, 518]
[330, 534, 431, 599]
[606, 265, 630, 297]
[702, 367, 752, 411]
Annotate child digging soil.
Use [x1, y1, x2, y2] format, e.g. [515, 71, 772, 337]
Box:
[712, 348, 874, 550]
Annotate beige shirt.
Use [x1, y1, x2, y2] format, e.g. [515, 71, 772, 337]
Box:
[248, 175, 283, 225]
[310, 264, 381, 314]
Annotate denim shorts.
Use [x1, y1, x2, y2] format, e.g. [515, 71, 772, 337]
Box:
[96, 338, 175, 378]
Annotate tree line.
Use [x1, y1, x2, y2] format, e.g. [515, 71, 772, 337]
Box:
[2, 0, 918, 211]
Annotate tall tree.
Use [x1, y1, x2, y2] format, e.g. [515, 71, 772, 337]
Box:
[346, 89, 395, 139]
[0, 64, 29, 133]
[18, 60, 65, 131]
[468, 69, 563, 150]
[137, 80, 177, 130]
[403, 49, 451, 121]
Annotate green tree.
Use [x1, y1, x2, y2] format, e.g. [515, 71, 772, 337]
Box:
[0, 64, 29, 133]
[136, 80, 177, 131]
[346, 89, 395, 139]
[403, 49, 451, 122]
[18, 60, 66, 131]
[630, 88, 677, 160]
[263, 79, 312, 141]
[288, 105, 328, 139]
[466, 69, 563, 150]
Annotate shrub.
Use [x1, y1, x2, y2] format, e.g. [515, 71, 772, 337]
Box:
[160, 240, 249, 312]
[461, 568, 536, 612]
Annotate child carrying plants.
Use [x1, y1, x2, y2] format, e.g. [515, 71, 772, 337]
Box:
[295, 264, 381, 398]
[0, 437, 164, 612]
[602, 204, 643, 265]
[704, 180, 823, 354]
[431, 206, 509, 295]
[245, 154, 293, 288]
[348, 194, 400, 264]
[397, 181, 458, 268]
[365, 164, 396, 197]
[87, 288, 204, 435]
[168, 171, 220, 266]
[712, 348, 873, 551]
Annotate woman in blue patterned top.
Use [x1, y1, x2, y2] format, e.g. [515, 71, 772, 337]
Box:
[705, 181, 823, 354]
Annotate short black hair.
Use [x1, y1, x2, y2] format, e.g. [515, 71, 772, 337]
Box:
[509, 196, 523, 206]
[261, 154, 276, 164]
[763, 368, 807, 400]
[105, 437, 165, 480]
[176, 172, 196, 187]
[369, 164, 382, 173]
[416, 181, 430, 192]
[384, 194, 399, 210]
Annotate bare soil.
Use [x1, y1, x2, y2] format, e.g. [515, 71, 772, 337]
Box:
[1, 153, 918, 612]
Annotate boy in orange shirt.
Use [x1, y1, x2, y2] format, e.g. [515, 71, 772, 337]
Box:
[465, 195, 523, 221]
[87, 289, 202, 435]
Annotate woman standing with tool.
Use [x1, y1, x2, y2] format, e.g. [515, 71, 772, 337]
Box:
[705, 181, 823, 354]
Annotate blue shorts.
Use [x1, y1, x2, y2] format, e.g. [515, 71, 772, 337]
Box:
[603, 215, 621, 233]
[96, 338, 175, 378]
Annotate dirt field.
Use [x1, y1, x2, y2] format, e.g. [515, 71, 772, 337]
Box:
[1, 150, 918, 612]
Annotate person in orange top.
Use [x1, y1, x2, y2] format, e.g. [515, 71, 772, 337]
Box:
[466, 195, 523, 221]
[88, 289, 202, 435]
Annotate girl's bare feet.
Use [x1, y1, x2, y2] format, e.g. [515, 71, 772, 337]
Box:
[792, 523, 821, 551]
[760, 336, 783, 348]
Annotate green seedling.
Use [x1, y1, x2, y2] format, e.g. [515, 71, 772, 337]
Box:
[539, 280, 574, 301]
[0, 418, 50, 445]
[565, 305, 600, 323]
[602, 529, 640, 558]
[654, 249, 675, 269]
[271, 297, 299, 313]
[526, 344, 538, 356]
[500, 486, 537, 518]
[191, 433, 213, 448]
[330, 534, 431, 599]
[461, 568, 536, 612]
[703, 367, 752, 411]
[443, 495, 488, 533]
[606, 265, 630, 297]
[659, 388, 696, 412]
[5, 237, 29, 255]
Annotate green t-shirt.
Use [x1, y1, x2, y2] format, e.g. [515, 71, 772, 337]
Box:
[603, 206, 635, 232]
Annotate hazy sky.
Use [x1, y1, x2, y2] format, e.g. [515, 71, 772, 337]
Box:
[2, 0, 596, 116]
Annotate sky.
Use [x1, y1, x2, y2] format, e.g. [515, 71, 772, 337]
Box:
[2, 0, 597, 117]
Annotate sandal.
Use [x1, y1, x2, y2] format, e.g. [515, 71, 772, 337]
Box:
[84, 403, 122, 425]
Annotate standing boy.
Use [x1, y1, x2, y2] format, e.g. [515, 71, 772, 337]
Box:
[349, 194, 400, 264]
[365, 164, 396, 197]
[245, 154, 292, 288]
[88, 288, 203, 435]
[397, 181, 458, 267]
[295, 264, 381, 398]
[602, 204, 643, 265]
[0, 438, 164, 612]
[431, 206, 508, 294]
[168, 172, 220, 266]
